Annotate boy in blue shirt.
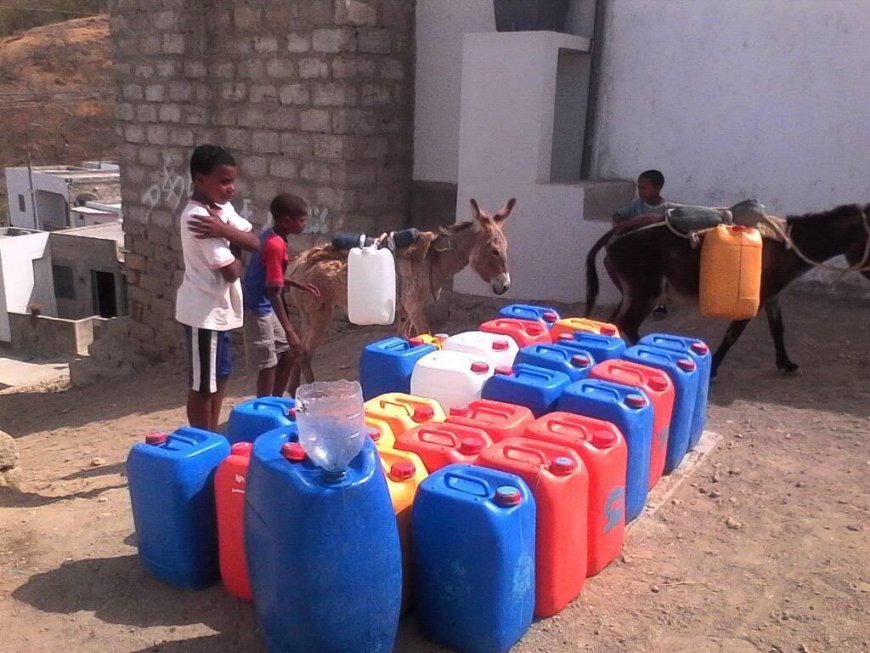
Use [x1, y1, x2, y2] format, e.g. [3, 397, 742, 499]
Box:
[243, 193, 320, 397]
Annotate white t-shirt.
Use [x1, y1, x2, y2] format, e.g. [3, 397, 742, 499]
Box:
[175, 200, 253, 331]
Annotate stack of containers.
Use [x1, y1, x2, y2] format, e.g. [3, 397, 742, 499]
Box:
[588, 359, 675, 489]
[226, 396, 296, 444]
[359, 336, 437, 400]
[557, 379, 654, 522]
[395, 422, 493, 473]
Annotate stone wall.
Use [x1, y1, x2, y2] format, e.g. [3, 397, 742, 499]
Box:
[9, 313, 108, 358]
[107, 0, 415, 362]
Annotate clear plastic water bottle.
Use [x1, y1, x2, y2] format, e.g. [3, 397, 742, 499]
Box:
[295, 380, 366, 478]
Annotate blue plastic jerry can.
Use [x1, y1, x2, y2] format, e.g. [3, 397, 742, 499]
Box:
[126, 426, 231, 589]
[562, 332, 626, 362]
[226, 396, 295, 445]
[482, 364, 572, 417]
[514, 344, 594, 383]
[498, 304, 560, 328]
[359, 336, 438, 400]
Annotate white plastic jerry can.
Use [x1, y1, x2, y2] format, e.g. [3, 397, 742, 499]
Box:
[348, 245, 397, 325]
[410, 350, 494, 411]
[441, 331, 519, 369]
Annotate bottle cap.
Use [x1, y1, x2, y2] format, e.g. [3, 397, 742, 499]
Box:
[691, 342, 710, 355]
[494, 366, 513, 376]
[492, 339, 510, 352]
[494, 486, 522, 507]
[450, 404, 470, 417]
[550, 456, 577, 476]
[570, 355, 591, 368]
[600, 325, 618, 336]
[389, 460, 416, 481]
[413, 406, 435, 422]
[626, 394, 647, 409]
[281, 442, 306, 461]
[648, 378, 669, 393]
[409, 337, 425, 346]
[542, 311, 558, 323]
[591, 431, 618, 448]
[366, 426, 381, 443]
[459, 437, 484, 455]
[677, 358, 697, 372]
[145, 432, 168, 445]
[471, 361, 490, 374]
[231, 442, 253, 456]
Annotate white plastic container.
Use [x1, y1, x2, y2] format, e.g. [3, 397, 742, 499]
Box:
[347, 246, 396, 325]
[410, 350, 493, 410]
[441, 330, 519, 369]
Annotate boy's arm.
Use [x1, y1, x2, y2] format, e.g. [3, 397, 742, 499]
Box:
[286, 278, 322, 298]
[266, 286, 302, 349]
[218, 258, 243, 282]
[188, 205, 259, 252]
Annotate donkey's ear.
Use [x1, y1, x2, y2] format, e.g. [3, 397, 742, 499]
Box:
[470, 198, 482, 221]
[494, 198, 516, 223]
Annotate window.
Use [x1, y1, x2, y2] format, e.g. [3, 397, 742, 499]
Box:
[18, 194, 26, 212]
[52, 265, 75, 300]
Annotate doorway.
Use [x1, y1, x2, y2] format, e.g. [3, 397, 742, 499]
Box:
[91, 270, 117, 318]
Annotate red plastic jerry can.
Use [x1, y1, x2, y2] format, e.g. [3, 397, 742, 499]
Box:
[215, 442, 254, 601]
[394, 422, 492, 473]
[446, 399, 535, 443]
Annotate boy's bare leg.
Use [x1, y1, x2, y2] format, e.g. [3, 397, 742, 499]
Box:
[187, 390, 213, 430]
[272, 350, 295, 397]
[256, 366, 277, 398]
[211, 377, 230, 431]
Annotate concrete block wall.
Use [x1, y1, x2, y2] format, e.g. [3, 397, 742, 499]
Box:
[107, 0, 415, 362]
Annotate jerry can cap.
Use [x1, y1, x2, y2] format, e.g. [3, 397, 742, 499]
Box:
[492, 339, 510, 352]
[413, 405, 435, 422]
[459, 436, 484, 455]
[287, 408, 297, 420]
[145, 432, 168, 445]
[677, 358, 697, 372]
[494, 485, 522, 507]
[570, 354, 591, 368]
[366, 426, 381, 442]
[231, 442, 253, 456]
[691, 341, 710, 355]
[450, 404, 470, 417]
[542, 311, 558, 323]
[550, 456, 577, 476]
[648, 377, 669, 393]
[494, 366, 513, 376]
[389, 460, 416, 481]
[281, 442, 307, 462]
[471, 361, 490, 374]
[591, 431, 618, 448]
[434, 333, 449, 340]
[600, 325, 618, 336]
[557, 332, 574, 341]
[409, 336, 425, 346]
[626, 394, 647, 409]
[526, 323, 544, 336]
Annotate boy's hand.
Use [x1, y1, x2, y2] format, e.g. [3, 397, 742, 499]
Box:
[298, 282, 321, 299]
[189, 206, 229, 240]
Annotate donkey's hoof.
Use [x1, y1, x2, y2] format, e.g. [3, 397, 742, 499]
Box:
[778, 362, 800, 374]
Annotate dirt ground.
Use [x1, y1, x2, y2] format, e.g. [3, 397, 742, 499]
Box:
[0, 288, 868, 653]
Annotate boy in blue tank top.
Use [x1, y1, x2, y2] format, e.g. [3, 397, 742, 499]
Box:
[243, 193, 320, 397]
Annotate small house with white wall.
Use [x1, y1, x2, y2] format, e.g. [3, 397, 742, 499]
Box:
[5, 161, 120, 231]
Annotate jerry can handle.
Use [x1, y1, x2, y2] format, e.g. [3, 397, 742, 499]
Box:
[419, 428, 459, 447]
[546, 417, 590, 438]
[502, 444, 547, 465]
[444, 472, 490, 497]
[378, 399, 413, 416]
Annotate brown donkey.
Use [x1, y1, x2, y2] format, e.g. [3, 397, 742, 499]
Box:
[285, 198, 516, 390]
[585, 203, 870, 376]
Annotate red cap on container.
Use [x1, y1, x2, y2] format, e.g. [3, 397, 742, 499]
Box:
[287, 408, 297, 420]
[626, 394, 647, 409]
[600, 325, 618, 336]
[145, 432, 168, 445]
[590, 431, 618, 449]
[494, 366, 513, 376]
[459, 437, 484, 456]
[542, 311, 558, 323]
[231, 442, 253, 456]
[550, 456, 577, 476]
[526, 324, 544, 336]
[557, 333, 574, 341]
[570, 355, 591, 368]
[434, 333, 449, 340]
[494, 485, 522, 507]
[409, 337, 425, 346]
[389, 460, 416, 481]
[281, 442, 306, 461]
[492, 339, 510, 352]
[648, 378, 669, 393]
[471, 361, 490, 375]
[413, 405, 435, 422]
[691, 342, 709, 355]
[366, 426, 381, 443]
[450, 404, 470, 417]
[677, 358, 697, 372]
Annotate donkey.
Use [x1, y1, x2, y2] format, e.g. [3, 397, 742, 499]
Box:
[285, 198, 516, 390]
[585, 203, 870, 376]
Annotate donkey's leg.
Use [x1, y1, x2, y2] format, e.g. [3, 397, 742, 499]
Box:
[765, 297, 799, 373]
[711, 319, 751, 377]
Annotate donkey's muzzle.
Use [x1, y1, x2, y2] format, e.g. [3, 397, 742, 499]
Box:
[492, 273, 511, 296]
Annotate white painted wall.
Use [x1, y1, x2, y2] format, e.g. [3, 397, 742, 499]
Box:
[5, 168, 70, 230]
[0, 231, 55, 342]
[591, 1, 870, 215]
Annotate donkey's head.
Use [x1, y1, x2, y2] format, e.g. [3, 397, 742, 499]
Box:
[468, 197, 515, 295]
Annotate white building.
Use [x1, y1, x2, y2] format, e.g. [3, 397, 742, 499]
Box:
[5, 161, 120, 231]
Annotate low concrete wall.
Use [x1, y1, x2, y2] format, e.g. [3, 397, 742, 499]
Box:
[8, 312, 108, 358]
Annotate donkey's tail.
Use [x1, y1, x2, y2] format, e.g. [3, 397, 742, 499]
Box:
[584, 229, 613, 317]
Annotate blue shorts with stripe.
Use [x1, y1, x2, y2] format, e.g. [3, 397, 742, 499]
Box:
[184, 326, 233, 393]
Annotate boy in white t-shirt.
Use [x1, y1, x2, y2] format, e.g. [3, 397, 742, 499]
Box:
[175, 145, 259, 430]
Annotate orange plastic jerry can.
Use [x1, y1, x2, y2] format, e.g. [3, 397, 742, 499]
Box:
[550, 318, 620, 342]
[365, 415, 397, 450]
[699, 225, 763, 320]
[364, 393, 446, 436]
[215, 442, 254, 601]
[380, 448, 429, 613]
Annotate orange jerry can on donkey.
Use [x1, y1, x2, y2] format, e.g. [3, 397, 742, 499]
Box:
[699, 224, 763, 319]
[215, 442, 254, 601]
